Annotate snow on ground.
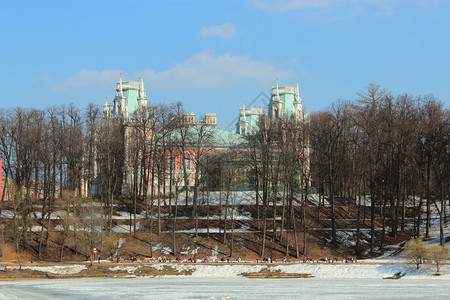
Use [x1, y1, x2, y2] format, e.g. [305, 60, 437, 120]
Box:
[152, 244, 172, 255]
[165, 224, 252, 234]
[420, 205, 450, 252]
[8, 264, 87, 275]
[167, 191, 258, 206]
[210, 245, 220, 260]
[112, 211, 146, 220]
[150, 212, 253, 221]
[308, 193, 330, 207]
[112, 222, 141, 233]
[0, 210, 16, 219]
[180, 246, 200, 255]
[362, 204, 450, 263]
[2, 261, 448, 279]
[104, 262, 450, 279]
[109, 265, 141, 274]
[268, 262, 450, 279]
[156, 191, 312, 207]
[150, 263, 195, 273]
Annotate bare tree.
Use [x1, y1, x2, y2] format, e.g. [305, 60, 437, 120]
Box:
[426, 244, 448, 273]
[76, 200, 109, 265]
[403, 238, 427, 269]
[310, 101, 351, 244]
[97, 117, 124, 233]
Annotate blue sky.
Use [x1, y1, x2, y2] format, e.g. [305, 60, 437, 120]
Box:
[0, 0, 448, 128]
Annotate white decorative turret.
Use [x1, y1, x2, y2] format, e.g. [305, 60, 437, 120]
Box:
[294, 78, 303, 117]
[114, 73, 127, 117]
[243, 102, 249, 134]
[103, 97, 112, 118]
[272, 78, 282, 118]
[275, 78, 280, 101]
[137, 73, 148, 112]
[238, 102, 250, 135]
[118, 74, 124, 97]
[122, 97, 128, 119]
[137, 74, 148, 113]
[139, 75, 146, 98]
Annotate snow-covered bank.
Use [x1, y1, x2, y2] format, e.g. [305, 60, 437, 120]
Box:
[5, 262, 448, 279]
[6, 264, 87, 275]
[181, 263, 450, 279]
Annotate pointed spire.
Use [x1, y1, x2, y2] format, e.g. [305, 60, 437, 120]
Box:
[139, 73, 146, 98]
[103, 97, 111, 117]
[295, 78, 302, 104]
[118, 73, 123, 97]
[275, 77, 280, 101]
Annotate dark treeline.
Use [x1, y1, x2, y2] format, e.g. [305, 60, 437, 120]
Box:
[310, 84, 449, 252]
[0, 83, 448, 261]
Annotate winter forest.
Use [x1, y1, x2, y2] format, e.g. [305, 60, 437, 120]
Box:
[0, 83, 448, 262]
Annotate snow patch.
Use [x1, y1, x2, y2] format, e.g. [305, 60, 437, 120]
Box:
[14, 265, 87, 275]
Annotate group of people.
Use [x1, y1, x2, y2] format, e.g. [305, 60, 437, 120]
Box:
[345, 257, 357, 263]
[115, 254, 214, 263]
[113, 255, 357, 264]
[175, 255, 211, 263]
[258, 257, 272, 263]
[302, 257, 358, 263]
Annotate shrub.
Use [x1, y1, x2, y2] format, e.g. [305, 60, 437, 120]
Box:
[403, 238, 427, 269]
[425, 244, 448, 273]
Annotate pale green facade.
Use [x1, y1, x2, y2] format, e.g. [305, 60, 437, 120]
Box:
[236, 81, 304, 135]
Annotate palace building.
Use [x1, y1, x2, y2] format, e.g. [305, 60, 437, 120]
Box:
[100, 76, 309, 196]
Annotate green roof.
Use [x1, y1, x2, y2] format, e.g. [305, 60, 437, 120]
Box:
[162, 125, 246, 148]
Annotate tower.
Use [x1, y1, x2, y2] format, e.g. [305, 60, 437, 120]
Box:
[111, 74, 148, 119]
[271, 78, 282, 119]
[102, 73, 151, 196]
[238, 102, 249, 135]
[236, 102, 265, 135]
[268, 78, 304, 120]
[137, 74, 148, 112]
[103, 97, 112, 118]
[294, 78, 303, 117]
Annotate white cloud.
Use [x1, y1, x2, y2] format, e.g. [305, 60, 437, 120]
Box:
[200, 23, 238, 39]
[142, 50, 295, 91]
[41, 69, 122, 92]
[41, 52, 294, 95]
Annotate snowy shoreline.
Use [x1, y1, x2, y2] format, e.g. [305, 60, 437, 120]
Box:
[2, 262, 449, 280]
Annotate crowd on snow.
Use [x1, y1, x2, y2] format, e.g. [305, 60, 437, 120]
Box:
[110, 255, 358, 264]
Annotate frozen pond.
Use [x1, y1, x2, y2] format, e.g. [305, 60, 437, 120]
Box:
[1, 277, 449, 299]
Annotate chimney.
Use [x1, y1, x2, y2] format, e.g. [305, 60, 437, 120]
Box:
[183, 113, 195, 124]
[205, 113, 217, 127]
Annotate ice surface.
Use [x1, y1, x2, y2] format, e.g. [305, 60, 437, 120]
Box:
[1, 277, 450, 299]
